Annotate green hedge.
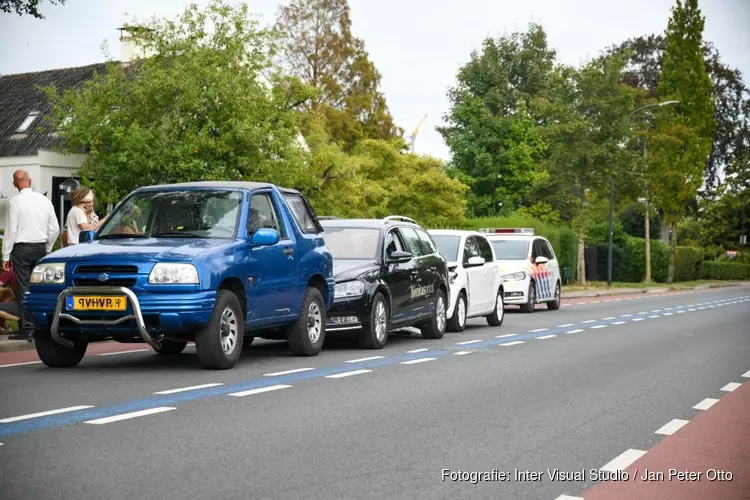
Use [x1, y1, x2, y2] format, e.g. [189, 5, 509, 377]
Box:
[702, 261, 750, 280]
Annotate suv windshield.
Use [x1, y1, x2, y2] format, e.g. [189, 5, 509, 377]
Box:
[430, 234, 461, 262]
[323, 227, 381, 260]
[489, 239, 530, 260]
[97, 190, 243, 239]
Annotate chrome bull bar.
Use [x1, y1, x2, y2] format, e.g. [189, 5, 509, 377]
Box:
[50, 286, 162, 350]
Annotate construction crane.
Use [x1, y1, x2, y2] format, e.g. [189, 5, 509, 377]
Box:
[409, 113, 428, 153]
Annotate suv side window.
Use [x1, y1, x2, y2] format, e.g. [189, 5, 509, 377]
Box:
[415, 228, 437, 255]
[463, 236, 481, 264]
[399, 227, 426, 257]
[248, 193, 286, 239]
[384, 229, 406, 259]
[283, 192, 322, 234]
[532, 239, 544, 259]
[475, 235, 494, 262]
[543, 239, 556, 260]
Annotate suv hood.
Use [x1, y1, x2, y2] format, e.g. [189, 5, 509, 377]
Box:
[43, 237, 226, 263]
[333, 260, 379, 282]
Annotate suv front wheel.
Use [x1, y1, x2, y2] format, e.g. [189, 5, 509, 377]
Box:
[420, 288, 447, 339]
[195, 290, 244, 370]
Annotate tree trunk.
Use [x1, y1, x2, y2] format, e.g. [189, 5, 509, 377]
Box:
[644, 199, 651, 283]
[577, 231, 586, 285]
[659, 210, 670, 244]
[667, 221, 677, 284]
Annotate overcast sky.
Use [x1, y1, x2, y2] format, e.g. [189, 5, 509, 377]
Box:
[1, 0, 748, 161]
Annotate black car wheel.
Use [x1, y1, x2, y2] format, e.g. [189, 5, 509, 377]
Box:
[447, 291, 467, 333]
[359, 292, 389, 349]
[420, 288, 447, 339]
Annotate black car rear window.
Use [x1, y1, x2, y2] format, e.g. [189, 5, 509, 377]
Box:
[323, 227, 381, 260]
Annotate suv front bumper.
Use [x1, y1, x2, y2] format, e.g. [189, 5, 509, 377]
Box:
[26, 286, 216, 349]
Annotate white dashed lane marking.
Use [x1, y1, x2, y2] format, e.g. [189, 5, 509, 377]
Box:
[263, 368, 315, 377]
[501, 341, 525, 347]
[85, 407, 175, 425]
[600, 449, 647, 473]
[554, 496, 583, 500]
[602, 317, 616, 320]
[229, 384, 293, 395]
[655, 419, 689, 436]
[721, 382, 742, 392]
[0, 361, 42, 369]
[400, 358, 437, 365]
[536, 335, 558, 340]
[581, 320, 596, 324]
[0, 405, 95, 423]
[742, 371, 750, 378]
[325, 370, 373, 378]
[344, 356, 385, 363]
[455, 339, 483, 345]
[407, 348, 429, 354]
[529, 328, 548, 333]
[612, 321, 627, 325]
[495, 334, 518, 339]
[153, 383, 223, 395]
[590, 325, 607, 329]
[557, 324, 575, 328]
[693, 398, 720, 410]
[453, 351, 472, 356]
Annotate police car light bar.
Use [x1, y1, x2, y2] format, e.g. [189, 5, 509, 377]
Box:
[479, 228, 535, 235]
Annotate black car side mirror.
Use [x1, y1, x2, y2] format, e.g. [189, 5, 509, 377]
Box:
[387, 250, 412, 262]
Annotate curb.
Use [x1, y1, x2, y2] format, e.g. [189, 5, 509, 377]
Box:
[0, 339, 35, 353]
[562, 281, 746, 299]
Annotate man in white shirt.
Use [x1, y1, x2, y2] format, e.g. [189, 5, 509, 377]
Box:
[2, 170, 60, 341]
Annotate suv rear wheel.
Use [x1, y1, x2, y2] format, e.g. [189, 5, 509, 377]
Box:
[195, 290, 244, 370]
[287, 286, 326, 356]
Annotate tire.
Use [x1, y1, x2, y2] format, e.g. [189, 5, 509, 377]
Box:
[153, 340, 187, 355]
[35, 329, 87, 368]
[358, 292, 389, 349]
[195, 289, 244, 370]
[520, 281, 536, 313]
[242, 335, 255, 349]
[547, 281, 561, 310]
[287, 286, 326, 356]
[420, 288, 447, 339]
[447, 291, 467, 332]
[486, 288, 505, 326]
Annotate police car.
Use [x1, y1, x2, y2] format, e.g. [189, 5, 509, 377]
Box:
[480, 228, 561, 313]
[427, 229, 505, 332]
[320, 216, 450, 349]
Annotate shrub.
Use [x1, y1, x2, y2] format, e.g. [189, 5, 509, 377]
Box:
[702, 261, 750, 280]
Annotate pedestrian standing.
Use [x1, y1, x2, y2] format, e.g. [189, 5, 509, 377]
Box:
[65, 186, 108, 245]
[2, 170, 60, 341]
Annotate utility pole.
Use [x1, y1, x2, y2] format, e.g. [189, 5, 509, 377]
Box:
[608, 176, 614, 287]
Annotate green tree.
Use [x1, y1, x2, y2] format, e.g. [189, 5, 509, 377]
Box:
[652, 0, 716, 283]
[42, 0, 313, 204]
[542, 53, 640, 284]
[271, 0, 401, 151]
[439, 24, 555, 217]
[0, 0, 63, 18]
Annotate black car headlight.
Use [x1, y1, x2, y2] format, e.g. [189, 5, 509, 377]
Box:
[334, 280, 365, 299]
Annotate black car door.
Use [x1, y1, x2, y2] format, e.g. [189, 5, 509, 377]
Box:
[381, 228, 414, 325]
[397, 226, 432, 319]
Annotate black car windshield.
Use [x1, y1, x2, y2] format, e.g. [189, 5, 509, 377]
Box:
[490, 239, 530, 260]
[323, 227, 381, 260]
[430, 234, 461, 262]
[97, 190, 243, 239]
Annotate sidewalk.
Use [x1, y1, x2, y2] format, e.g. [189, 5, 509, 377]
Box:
[562, 281, 749, 299]
[583, 378, 750, 500]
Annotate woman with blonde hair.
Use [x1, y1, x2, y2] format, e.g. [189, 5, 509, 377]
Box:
[65, 186, 108, 245]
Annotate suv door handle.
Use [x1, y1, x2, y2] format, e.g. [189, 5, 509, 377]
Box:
[283, 248, 294, 256]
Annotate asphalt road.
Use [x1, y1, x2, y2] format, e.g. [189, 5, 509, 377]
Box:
[0, 286, 748, 500]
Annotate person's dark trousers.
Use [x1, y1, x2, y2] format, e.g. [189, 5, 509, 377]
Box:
[10, 242, 47, 340]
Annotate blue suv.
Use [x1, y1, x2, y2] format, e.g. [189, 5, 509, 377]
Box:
[25, 181, 335, 370]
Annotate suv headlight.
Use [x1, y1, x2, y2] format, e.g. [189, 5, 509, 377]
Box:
[148, 263, 199, 284]
[501, 271, 527, 282]
[30, 263, 65, 284]
[334, 280, 364, 299]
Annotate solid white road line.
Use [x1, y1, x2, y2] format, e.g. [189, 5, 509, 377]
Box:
[344, 356, 385, 363]
[455, 339, 482, 345]
[85, 407, 175, 424]
[263, 367, 315, 377]
[528, 328, 548, 333]
[153, 383, 223, 395]
[742, 370, 750, 378]
[453, 351, 472, 356]
[693, 398, 720, 410]
[495, 334, 518, 339]
[0, 361, 42, 368]
[324, 370, 373, 379]
[655, 419, 689, 436]
[566, 329, 584, 334]
[557, 324, 575, 328]
[612, 321, 627, 325]
[590, 325, 607, 329]
[600, 449, 647, 473]
[228, 385, 293, 396]
[400, 358, 436, 365]
[536, 335, 557, 339]
[721, 382, 742, 392]
[97, 349, 150, 356]
[501, 341, 524, 346]
[0, 405, 95, 423]
[407, 348, 429, 353]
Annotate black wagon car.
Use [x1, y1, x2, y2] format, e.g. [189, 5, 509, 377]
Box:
[320, 215, 450, 349]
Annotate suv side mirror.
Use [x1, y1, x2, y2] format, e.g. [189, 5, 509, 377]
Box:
[535, 256, 549, 265]
[387, 250, 412, 262]
[250, 228, 280, 247]
[465, 256, 485, 267]
[79, 230, 96, 243]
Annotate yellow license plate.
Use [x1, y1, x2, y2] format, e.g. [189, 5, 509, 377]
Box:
[70, 295, 127, 311]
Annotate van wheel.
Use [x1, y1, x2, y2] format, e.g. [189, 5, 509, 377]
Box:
[520, 282, 536, 313]
[547, 282, 561, 310]
[154, 340, 187, 355]
[359, 292, 389, 349]
[195, 290, 244, 370]
[287, 287, 326, 356]
[420, 288, 447, 339]
[35, 330, 88, 367]
[447, 291, 467, 332]
[486, 288, 505, 326]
